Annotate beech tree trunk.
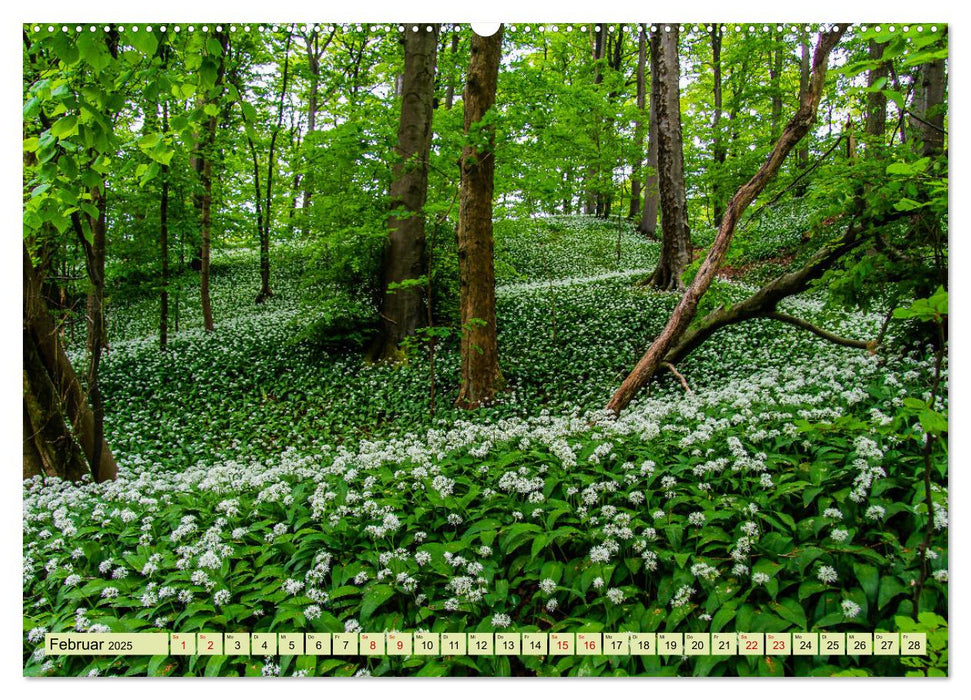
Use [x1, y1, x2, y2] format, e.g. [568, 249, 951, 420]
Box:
[913, 53, 946, 158]
[646, 26, 691, 290]
[866, 40, 888, 139]
[711, 23, 726, 226]
[198, 30, 228, 332]
[628, 26, 647, 220]
[255, 27, 294, 304]
[795, 31, 811, 195]
[770, 37, 784, 142]
[606, 26, 846, 415]
[24, 245, 117, 482]
[456, 26, 505, 409]
[160, 103, 169, 349]
[638, 39, 659, 239]
[372, 24, 440, 361]
[444, 31, 460, 109]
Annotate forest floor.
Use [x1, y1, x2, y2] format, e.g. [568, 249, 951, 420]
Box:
[24, 216, 948, 677]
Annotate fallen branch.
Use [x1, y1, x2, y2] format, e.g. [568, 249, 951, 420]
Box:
[660, 361, 692, 393]
[762, 311, 871, 349]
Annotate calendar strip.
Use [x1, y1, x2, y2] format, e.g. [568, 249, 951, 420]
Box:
[44, 631, 927, 657]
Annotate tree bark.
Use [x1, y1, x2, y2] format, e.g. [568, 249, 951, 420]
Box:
[445, 31, 460, 110]
[795, 30, 812, 195]
[456, 26, 505, 409]
[198, 30, 228, 332]
[300, 27, 335, 237]
[160, 103, 169, 349]
[646, 26, 691, 290]
[255, 28, 294, 304]
[770, 36, 784, 142]
[606, 26, 846, 415]
[371, 24, 440, 361]
[24, 245, 116, 481]
[628, 25, 647, 219]
[638, 37, 660, 239]
[912, 53, 946, 158]
[865, 40, 888, 139]
[711, 23, 726, 226]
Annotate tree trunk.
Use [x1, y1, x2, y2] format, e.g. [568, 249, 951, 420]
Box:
[24, 245, 117, 481]
[711, 23, 726, 225]
[795, 30, 812, 195]
[629, 25, 647, 220]
[646, 26, 690, 290]
[198, 31, 227, 332]
[865, 40, 888, 139]
[770, 37, 784, 142]
[301, 27, 334, 237]
[200, 127, 215, 332]
[606, 26, 846, 415]
[445, 31, 460, 109]
[913, 54, 946, 158]
[456, 26, 505, 409]
[160, 104, 169, 349]
[84, 186, 109, 479]
[371, 24, 440, 361]
[638, 34, 660, 238]
[255, 28, 294, 304]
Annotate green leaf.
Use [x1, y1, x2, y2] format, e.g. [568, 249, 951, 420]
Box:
[51, 115, 79, 139]
[360, 584, 395, 621]
[23, 136, 40, 152]
[130, 29, 159, 56]
[240, 101, 257, 124]
[853, 563, 879, 603]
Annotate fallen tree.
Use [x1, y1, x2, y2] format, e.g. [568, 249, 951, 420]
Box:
[606, 26, 848, 415]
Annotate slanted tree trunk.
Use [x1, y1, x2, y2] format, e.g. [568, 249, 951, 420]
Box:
[24, 245, 117, 482]
[456, 26, 505, 409]
[711, 23, 726, 225]
[646, 26, 690, 290]
[606, 26, 846, 415]
[371, 24, 440, 361]
[629, 25, 647, 219]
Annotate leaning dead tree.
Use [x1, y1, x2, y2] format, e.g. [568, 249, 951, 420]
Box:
[606, 26, 847, 415]
[24, 245, 118, 482]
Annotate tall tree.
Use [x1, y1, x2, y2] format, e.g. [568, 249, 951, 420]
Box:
[628, 25, 647, 220]
[769, 35, 784, 142]
[607, 26, 847, 415]
[865, 40, 889, 139]
[795, 30, 812, 195]
[638, 34, 659, 239]
[456, 26, 505, 409]
[710, 23, 727, 225]
[256, 27, 293, 303]
[646, 26, 691, 290]
[371, 24, 440, 361]
[196, 29, 229, 332]
[912, 52, 947, 157]
[299, 26, 336, 236]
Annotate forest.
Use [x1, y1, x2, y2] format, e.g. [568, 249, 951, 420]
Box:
[22, 22, 948, 677]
